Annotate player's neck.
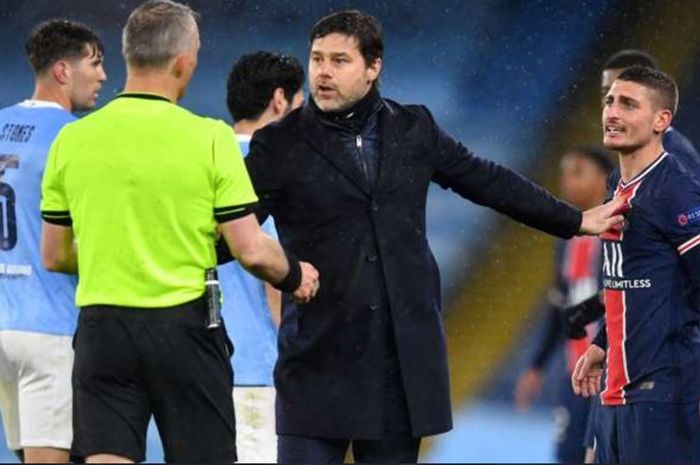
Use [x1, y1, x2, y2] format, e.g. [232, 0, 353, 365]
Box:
[234, 108, 282, 136]
[618, 139, 665, 184]
[31, 82, 71, 112]
[234, 119, 262, 137]
[123, 70, 180, 103]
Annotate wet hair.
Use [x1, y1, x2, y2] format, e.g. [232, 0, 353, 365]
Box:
[226, 51, 305, 122]
[603, 49, 658, 71]
[617, 65, 678, 115]
[122, 0, 198, 68]
[25, 19, 104, 74]
[309, 9, 383, 68]
[567, 146, 615, 175]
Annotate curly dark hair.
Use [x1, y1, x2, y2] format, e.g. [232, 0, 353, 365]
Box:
[25, 19, 104, 74]
[226, 51, 305, 122]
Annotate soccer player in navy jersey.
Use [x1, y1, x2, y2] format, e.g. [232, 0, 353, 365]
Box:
[0, 20, 105, 463]
[572, 66, 700, 464]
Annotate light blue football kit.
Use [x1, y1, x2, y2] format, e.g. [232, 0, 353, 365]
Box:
[0, 100, 78, 336]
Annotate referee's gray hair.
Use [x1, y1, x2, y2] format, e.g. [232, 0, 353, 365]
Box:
[122, 0, 198, 68]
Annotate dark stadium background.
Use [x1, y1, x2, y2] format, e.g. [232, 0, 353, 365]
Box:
[1, 0, 700, 461]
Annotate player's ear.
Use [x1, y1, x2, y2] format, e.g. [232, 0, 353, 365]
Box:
[271, 87, 287, 115]
[653, 109, 672, 135]
[51, 60, 71, 86]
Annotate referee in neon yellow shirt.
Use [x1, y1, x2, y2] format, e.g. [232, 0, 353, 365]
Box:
[39, 1, 319, 463]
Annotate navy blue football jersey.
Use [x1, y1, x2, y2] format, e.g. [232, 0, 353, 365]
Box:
[600, 152, 700, 405]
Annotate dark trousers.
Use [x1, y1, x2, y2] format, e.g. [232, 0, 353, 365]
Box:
[595, 402, 700, 464]
[554, 374, 591, 463]
[278, 433, 421, 463]
[72, 298, 236, 463]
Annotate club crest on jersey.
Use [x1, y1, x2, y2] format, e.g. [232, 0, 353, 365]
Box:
[678, 206, 700, 226]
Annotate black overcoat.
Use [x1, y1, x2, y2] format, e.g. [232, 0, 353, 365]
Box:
[245, 98, 581, 439]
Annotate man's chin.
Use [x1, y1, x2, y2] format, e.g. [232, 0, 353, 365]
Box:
[603, 140, 641, 154]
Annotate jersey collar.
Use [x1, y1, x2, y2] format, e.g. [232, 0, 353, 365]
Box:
[619, 151, 668, 190]
[115, 92, 172, 103]
[18, 99, 64, 110]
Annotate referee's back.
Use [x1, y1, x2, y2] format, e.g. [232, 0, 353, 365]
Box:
[42, 93, 256, 308]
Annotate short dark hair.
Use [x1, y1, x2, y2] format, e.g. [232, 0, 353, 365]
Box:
[617, 65, 678, 115]
[567, 146, 615, 175]
[603, 49, 658, 71]
[226, 51, 305, 122]
[25, 19, 104, 74]
[309, 10, 383, 67]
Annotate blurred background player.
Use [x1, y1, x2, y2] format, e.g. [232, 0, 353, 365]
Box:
[0, 19, 105, 463]
[573, 66, 700, 464]
[223, 50, 305, 463]
[514, 146, 612, 463]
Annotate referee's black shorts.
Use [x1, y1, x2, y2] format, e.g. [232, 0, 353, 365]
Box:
[72, 297, 236, 463]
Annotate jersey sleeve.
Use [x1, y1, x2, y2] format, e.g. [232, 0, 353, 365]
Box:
[40, 136, 72, 226]
[662, 174, 700, 309]
[212, 122, 259, 223]
[663, 175, 700, 256]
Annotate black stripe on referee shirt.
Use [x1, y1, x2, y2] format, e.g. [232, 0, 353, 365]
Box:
[115, 93, 172, 103]
[214, 202, 259, 223]
[41, 210, 73, 226]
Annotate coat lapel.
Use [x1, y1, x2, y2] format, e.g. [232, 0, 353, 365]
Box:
[374, 101, 403, 195]
[296, 104, 371, 197]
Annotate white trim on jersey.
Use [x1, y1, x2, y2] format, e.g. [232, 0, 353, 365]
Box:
[618, 152, 669, 190]
[678, 233, 700, 255]
[235, 133, 252, 143]
[17, 100, 64, 110]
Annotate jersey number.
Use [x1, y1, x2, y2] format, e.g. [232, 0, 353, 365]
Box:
[0, 155, 20, 251]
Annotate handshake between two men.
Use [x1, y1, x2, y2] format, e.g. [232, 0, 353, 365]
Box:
[218, 212, 321, 303]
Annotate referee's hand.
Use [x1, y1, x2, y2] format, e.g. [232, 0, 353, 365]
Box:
[571, 344, 606, 398]
[292, 262, 320, 304]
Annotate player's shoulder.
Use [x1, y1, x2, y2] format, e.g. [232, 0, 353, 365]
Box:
[656, 153, 700, 200]
[0, 101, 74, 123]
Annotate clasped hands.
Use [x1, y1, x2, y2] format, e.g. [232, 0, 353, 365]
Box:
[292, 262, 320, 304]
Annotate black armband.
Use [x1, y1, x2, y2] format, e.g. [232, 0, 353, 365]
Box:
[560, 294, 605, 339]
[215, 238, 235, 265]
[273, 250, 302, 293]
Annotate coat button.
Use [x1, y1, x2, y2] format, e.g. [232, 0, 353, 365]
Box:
[369, 303, 379, 311]
[370, 201, 379, 212]
[366, 253, 378, 262]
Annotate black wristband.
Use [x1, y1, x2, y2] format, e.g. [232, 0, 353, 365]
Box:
[273, 250, 302, 293]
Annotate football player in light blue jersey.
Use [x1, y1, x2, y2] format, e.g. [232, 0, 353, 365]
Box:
[223, 51, 304, 463]
[0, 19, 105, 463]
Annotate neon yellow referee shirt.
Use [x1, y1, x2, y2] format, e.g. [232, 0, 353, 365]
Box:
[41, 93, 258, 308]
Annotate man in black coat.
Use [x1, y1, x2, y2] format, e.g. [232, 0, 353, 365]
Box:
[245, 10, 623, 463]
